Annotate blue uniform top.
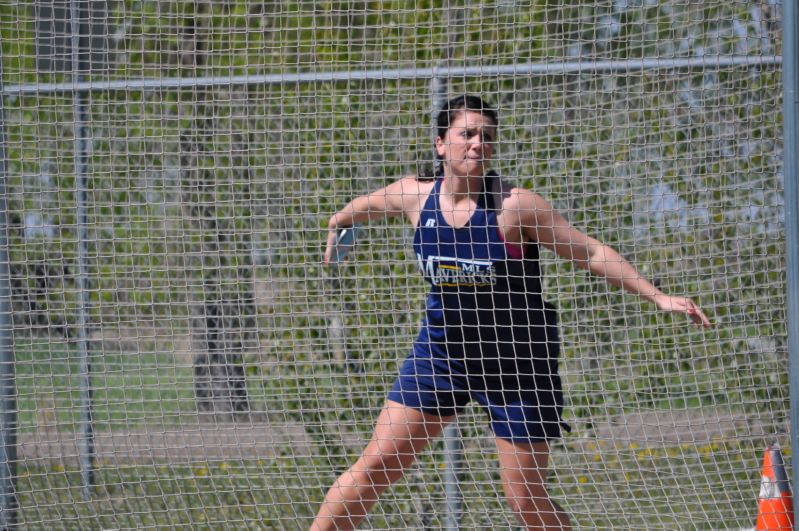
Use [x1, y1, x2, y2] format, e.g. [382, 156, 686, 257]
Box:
[412, 173, 560, 375]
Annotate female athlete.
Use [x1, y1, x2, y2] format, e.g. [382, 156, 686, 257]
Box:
[312, 95, 711, 530]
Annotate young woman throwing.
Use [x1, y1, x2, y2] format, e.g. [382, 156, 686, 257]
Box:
[313, 95, 711, 530]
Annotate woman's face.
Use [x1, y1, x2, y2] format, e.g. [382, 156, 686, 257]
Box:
[436, 110, 497, 178]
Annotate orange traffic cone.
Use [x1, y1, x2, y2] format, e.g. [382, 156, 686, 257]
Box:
[755, 445, 794, 530]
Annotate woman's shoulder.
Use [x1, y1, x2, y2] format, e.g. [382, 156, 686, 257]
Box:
[377, 174, 433, 226]
[386, 174, 437, 195]
[493, 180, 559, 235]
[376, 175, 437, 223]
[493, 178, 552, 212]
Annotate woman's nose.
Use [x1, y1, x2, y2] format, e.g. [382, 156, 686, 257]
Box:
[471, 134, 491, 150]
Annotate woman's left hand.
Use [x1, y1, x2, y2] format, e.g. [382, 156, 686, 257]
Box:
[653, 294, 713, 328]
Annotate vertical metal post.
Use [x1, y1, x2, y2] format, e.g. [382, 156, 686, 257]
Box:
[782, 1, 799, 529]
[69, 0, 94, 499]
[0, 42, 19, 530]
[431, 72, 463, 530]
[442, 422, 464, 530]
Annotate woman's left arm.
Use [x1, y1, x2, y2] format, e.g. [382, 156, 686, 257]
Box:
[518, 189, 712, 328]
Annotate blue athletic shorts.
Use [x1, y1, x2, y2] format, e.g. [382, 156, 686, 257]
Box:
[387, 354, 568, 443]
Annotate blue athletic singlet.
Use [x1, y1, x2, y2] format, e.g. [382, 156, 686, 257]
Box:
[387, 173, 567, 442]
[412, 174, 560, 374]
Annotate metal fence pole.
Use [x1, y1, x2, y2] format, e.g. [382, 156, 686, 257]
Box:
[0, 40, 19, 530]
[69, 0, 94, 499]
[443, 421, 464, 530]
[73, 86, 94, 500]
[781, 0, 799, 528]
[430, 71, 464, 531]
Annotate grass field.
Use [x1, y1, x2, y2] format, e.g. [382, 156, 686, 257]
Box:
[11, 435, 768, 529]
[8, 342, 777, 529]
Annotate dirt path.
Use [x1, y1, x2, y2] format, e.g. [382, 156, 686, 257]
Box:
[18, 420, 312, 465]
[15, 406, 784, 466]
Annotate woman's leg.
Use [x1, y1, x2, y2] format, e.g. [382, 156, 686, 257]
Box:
[495, 438, 572, 530]
[311, 400, 453, 531]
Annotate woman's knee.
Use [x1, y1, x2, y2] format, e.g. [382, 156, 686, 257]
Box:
[350, 447, 412, 487]
[501, 480, 571, 530]
[351, 402, 452, 487]
[504, 487, 549, 515]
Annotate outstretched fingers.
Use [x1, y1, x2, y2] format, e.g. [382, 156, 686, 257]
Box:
[658, 295, 712, 328]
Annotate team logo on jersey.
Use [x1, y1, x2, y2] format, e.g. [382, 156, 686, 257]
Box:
[417, 253, 496, 287]
[424, 218, 437, 227]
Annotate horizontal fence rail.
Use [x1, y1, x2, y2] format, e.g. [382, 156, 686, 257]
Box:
[2, 55, 783, 96]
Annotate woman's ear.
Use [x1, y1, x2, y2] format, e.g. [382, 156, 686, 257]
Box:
[434, 135, 447, 159]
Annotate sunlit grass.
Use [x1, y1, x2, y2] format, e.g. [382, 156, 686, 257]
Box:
[8, 434, 768, 529]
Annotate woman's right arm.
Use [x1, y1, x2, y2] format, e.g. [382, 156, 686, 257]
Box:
[324, 175, 422, 263]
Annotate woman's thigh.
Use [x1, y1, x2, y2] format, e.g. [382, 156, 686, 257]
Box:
[354, 400, 454, 476]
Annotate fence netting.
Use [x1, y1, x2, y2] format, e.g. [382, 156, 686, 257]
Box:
[0, 1, 787, 529]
